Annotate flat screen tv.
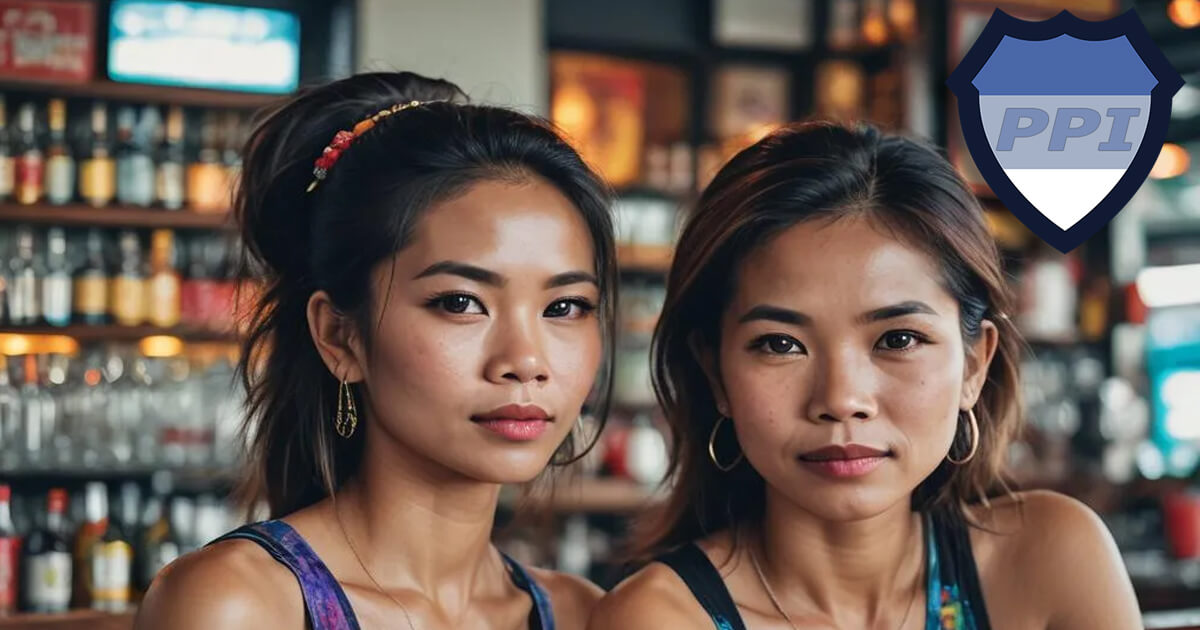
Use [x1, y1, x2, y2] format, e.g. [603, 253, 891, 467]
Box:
[108, 0, 299, 94]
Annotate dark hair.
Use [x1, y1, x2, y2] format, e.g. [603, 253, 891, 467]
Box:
[235, 72, 616, 518]
[634, 121, 1023, 560]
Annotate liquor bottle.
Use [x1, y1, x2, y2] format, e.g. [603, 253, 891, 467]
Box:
[79, 102, 116, 207]
[110, 230, 146, 326]
[41, 227, 72, 327]
[220, 111, 243, 198]
[17, 355, 46, 468]
[116, 106, 154, 207]
[73, 229, 109, 324]
[92, 483, 136, 611]
[73, 482, 108, 608]
[0, 95, 14, 202]
[139, 477, 181, 590]
[6, 225, 39, 326]
[0, 359, 20, 472]
[0, 484, 18, 615]
[146, 230, 180, 328]
[156, 106, 186, 210]
[828, 0, 860, 51]
[187, 111, 225, 212]
[44, 99, 74, 205]
[21, 488, 72, 613]
[13, 102, 42, 205]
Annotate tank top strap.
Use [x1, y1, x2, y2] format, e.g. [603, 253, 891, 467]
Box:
[501, 553, 557, 630]
[655, 543, 747, 630]
[925, 510, 992, 630]
[210, 520, 360, 630]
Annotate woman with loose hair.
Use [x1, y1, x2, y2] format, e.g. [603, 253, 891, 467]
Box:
[590, 122, 1139, 629]
[136, 71, 617, 630]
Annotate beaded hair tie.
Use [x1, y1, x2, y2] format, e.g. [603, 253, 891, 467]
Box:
[306, 100, 428, 193]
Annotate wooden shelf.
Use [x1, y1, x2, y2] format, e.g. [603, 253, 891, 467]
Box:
[0, 203, 232, 230]
[507, 478, 663, 513]
[0, 610, 133, 630]
[0, 77, 284, 109]
[617, 244, 673, 274]
[0, 324, 237, 343]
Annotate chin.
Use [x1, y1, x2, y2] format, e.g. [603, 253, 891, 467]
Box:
[786, 482, 909, 522]
[455, 449, 557, 484]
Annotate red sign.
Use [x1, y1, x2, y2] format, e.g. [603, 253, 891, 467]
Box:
[0, 1, 95, 83]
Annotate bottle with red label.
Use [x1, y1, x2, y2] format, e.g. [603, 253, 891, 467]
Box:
[21, 488, 71, 613]
[0, 483, 19, 615]
[13, 102, 43, 205]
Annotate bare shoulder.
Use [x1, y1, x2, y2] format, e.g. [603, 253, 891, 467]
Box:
[134, 538, 305, 630]
[969, 489, 1117, 558]
[587, 561, 710, 630]
[525, 567, 604, 629]
[967, 490, 1140, 630]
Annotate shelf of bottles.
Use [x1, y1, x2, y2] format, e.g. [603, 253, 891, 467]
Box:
[0, 85, 254, 621]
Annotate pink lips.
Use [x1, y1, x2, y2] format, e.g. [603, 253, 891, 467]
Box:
[798, 444, 891, 479]
[471, 404, 551, 442]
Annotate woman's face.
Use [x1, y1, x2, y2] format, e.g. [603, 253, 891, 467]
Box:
[707, 215, 995, 521]
[352, 178, 602, 484]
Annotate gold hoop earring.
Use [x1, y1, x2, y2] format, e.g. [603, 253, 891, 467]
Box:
[708, 416, 744, 472]
[947, 408, 979, 465]
[335, 378, 358, 438]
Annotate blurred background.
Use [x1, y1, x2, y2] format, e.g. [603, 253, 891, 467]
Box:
[0, 0, 1195, 628]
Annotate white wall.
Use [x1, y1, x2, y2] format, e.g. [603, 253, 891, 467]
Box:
[357, 0, 546, 114]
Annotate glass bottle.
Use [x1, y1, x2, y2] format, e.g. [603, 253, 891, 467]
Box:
[21, 488, 72, 613]
[73, 228, 109, 325]
[44, 98, 74, 205]
[41, 227, 72, 327]
[79, 102, 116, 207]
[13, 102, 42, 205]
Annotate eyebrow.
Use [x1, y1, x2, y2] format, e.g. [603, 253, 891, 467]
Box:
[737, 300, 938, 326]
[413, 261, 597, 290]
[738, 305, 811, 326]
[857, 300, 938, 323]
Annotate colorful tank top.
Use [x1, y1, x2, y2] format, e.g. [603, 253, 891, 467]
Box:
[210, 520, 556, 630]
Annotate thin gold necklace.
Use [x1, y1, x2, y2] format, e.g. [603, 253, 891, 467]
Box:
[334, 499, 419, 630]
[748, 536, 919, 630]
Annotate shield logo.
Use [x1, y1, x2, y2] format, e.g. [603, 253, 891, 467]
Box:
[948, 10, 1183, 253]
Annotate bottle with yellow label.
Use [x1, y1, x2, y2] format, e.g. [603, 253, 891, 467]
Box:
[74, 229, 110, 324]
[79, 102, 116, 207]
[110, 230, 146, 326]
[90, 483, 137, 612]
[0, 95, 14, 202]
[187, 111, 226, 213]
[146, 229, 181, 328]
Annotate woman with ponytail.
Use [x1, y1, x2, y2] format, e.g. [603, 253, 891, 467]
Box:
[136, 72, 617, 630]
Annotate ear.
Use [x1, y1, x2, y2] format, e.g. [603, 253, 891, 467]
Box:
[688, 330, 730, 416]
[961, 319, 999, 410]
[307, 290, 367, 383]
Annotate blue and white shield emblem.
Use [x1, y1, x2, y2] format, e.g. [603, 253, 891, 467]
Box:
[948, 10, 1183, 253]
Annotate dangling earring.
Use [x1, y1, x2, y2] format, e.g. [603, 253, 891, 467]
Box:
[708, 415, 744, 472]
[947, 408, 979, 465]
[335, 378, 358, 438]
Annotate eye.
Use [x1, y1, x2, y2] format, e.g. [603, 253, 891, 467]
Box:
[753, 334, 806, 355]
[544, 298, 596, 319]
[877, 331, 923, 351]
[428, 293, 486, 315]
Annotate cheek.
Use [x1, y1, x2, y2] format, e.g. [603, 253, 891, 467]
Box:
[365, 313, 481, 413]
[885, 349, 964, 459]
[718, 345, 800, 442]
[545, 322, 603, 397]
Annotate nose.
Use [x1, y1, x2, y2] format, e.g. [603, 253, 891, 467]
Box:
[483, 316, 549, 386]
[805, 347, 877, 423]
